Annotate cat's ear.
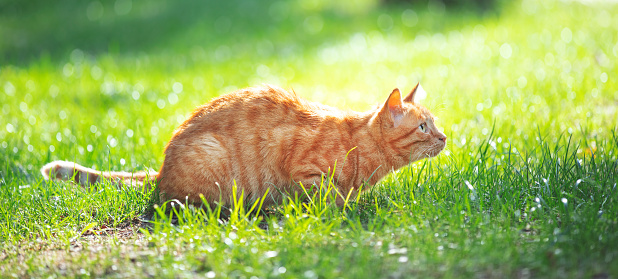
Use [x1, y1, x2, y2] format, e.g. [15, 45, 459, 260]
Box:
[384, 88, 404, 128]
[403, 82, 424, 103]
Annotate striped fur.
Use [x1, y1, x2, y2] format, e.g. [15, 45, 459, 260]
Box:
[41, 84, 446, 207]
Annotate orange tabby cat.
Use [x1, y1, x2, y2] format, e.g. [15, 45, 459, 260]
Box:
[41, 83, 446, 206]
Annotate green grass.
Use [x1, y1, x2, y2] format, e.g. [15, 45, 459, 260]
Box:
[1, 0, 618, 277]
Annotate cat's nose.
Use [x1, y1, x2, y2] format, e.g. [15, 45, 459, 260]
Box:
[438, 133, 447, 143]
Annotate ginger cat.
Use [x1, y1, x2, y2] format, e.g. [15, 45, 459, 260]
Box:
[41, 83, 446, 207]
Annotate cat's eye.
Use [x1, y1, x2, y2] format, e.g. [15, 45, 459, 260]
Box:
[419, 123, 427, 133]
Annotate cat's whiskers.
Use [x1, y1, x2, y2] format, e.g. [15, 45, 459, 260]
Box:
[413, 146, 433, 160]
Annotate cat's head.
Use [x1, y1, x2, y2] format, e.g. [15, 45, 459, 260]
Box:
[377, 83, 446, 161]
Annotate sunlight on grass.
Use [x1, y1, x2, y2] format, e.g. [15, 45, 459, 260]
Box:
[1, 0, 617, 277]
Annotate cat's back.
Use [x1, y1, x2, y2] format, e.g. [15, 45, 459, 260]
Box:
[172, 84, 337, 141]
[198, 84, 304, 114]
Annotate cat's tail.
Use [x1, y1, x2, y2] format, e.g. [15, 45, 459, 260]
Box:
[40, 161, 158, 190]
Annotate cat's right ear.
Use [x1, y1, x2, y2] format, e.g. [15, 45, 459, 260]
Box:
[382, 88, 404, 128]
[403, 83, 424, 103]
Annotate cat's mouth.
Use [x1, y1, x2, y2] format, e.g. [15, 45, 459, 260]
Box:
[425, 142, 446, 158]
[408, 141, 446, 161]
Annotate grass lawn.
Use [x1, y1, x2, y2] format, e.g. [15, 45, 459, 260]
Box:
[1, 0, 617, 277]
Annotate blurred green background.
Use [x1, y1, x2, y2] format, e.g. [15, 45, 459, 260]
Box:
[1, 0, 501, 65]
